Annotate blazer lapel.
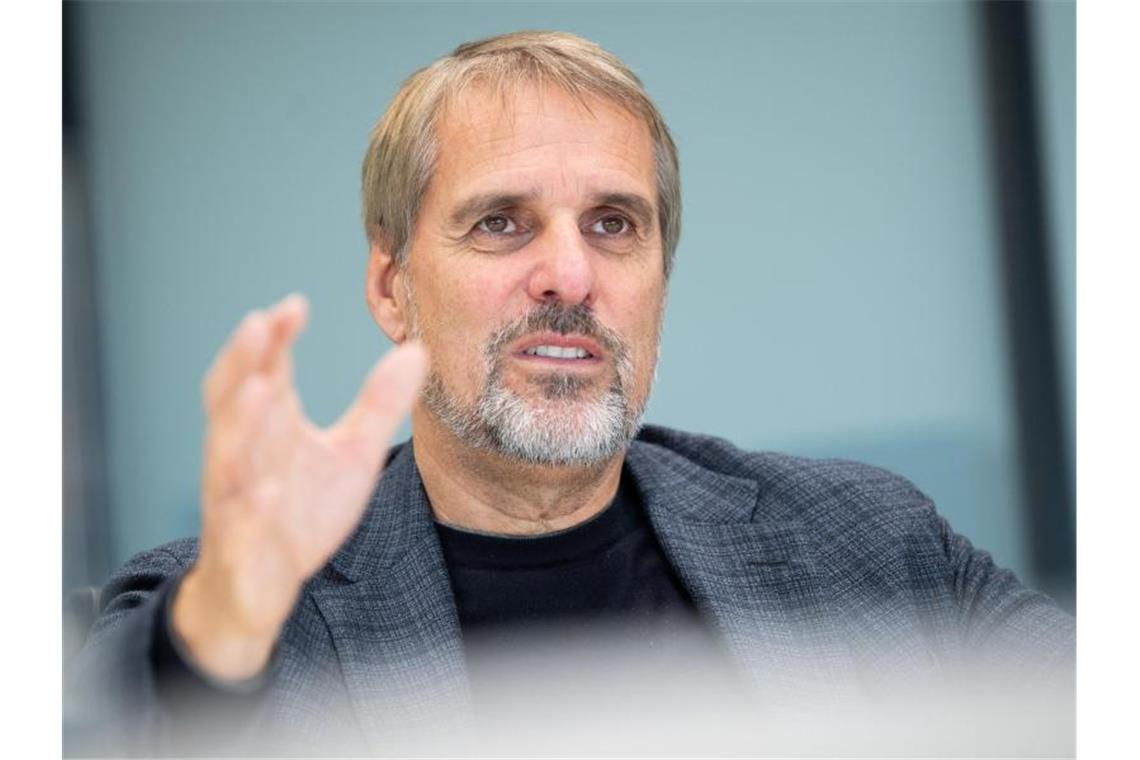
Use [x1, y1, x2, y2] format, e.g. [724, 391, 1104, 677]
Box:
[310, 443, 471, 746]
[626, 441, 858, 703]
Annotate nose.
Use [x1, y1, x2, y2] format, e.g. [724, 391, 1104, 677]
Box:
[525, 218, 596, 306]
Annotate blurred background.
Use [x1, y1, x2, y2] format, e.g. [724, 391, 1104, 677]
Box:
[63, 1, 1075, 610]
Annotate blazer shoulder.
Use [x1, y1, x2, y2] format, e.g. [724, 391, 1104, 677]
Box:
[634, 424, 935, 528]
[107, 536, 200, 580]
[96, 537, 200, 616]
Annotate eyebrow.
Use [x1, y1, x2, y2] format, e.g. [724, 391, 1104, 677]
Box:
[590, 192, 656, 229]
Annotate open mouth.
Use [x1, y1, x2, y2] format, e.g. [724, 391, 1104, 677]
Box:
[511, 334, 606, 366]
[522, 345, 595, 359]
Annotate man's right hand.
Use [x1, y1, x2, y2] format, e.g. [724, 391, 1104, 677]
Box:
[172, 294, 428, 681]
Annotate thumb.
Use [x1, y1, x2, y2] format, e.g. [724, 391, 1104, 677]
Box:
[330, 341, 429, 461]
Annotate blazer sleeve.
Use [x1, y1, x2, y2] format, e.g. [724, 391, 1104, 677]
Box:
[64, 541, 277, 756]
[937, 514, 1075, 680]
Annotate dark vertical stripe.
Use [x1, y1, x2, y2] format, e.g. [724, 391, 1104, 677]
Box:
[63, 2, 114, 591]
[977, 1, 1074, 610]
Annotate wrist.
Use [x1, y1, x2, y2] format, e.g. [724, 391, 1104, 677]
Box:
[171, 566, 281, 681]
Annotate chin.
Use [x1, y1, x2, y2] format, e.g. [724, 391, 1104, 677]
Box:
[479, 387, 638, 467]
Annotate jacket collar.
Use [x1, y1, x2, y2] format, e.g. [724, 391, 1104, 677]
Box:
[625, 435, 759, 524]
[327, 441, 432, 582]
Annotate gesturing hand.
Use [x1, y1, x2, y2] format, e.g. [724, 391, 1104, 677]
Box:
[173, 294, 428, 680]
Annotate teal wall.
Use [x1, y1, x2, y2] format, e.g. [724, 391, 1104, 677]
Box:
[70, 1, 1074, 587]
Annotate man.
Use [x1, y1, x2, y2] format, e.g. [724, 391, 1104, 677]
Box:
[67, 31, 1073, 756]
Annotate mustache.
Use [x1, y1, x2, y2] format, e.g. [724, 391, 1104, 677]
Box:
[484, 302, 627, 361]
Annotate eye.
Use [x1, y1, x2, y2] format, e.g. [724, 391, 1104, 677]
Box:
[590, 215, 631, 235]
[476, 214, 517, 235]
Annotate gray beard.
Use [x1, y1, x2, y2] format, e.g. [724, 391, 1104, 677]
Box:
[417, 302, 650, 467]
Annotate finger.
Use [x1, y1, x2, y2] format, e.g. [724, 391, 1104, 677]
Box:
[328, 342, 429, 466]
[261, 294, 308, 390]
[202, 375, 276, 504]
[202, 294, 308, 414]
[203, 310, 271, 414]
[202, 295, 309, 504]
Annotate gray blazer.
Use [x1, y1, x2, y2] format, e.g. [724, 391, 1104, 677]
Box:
[66, 425, 1074, 755]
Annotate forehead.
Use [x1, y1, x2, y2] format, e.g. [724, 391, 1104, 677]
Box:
[429, 82, 657, 203]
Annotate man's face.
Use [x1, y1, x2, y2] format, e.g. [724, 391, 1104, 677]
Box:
[399, 83, 666, 465]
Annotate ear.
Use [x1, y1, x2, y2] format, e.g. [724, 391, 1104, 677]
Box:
[365, 235, 409, 343]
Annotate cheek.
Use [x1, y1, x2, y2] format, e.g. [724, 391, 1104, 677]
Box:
[446, 269, 521, 341]
[423, 267, 521, 391]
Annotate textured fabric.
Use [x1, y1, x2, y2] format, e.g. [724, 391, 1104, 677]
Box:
[64, 425, 1075, 755]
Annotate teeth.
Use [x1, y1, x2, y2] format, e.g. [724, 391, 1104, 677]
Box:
[524, 345, 592, 359]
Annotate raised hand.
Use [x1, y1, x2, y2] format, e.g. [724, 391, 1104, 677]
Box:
[172, 294, 427, 680]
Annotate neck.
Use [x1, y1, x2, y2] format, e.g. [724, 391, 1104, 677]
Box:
[410, 405, 625, 536]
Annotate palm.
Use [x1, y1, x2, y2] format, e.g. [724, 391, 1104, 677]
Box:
[274, 411, 388, 578]
[198, 295, 426, 632]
